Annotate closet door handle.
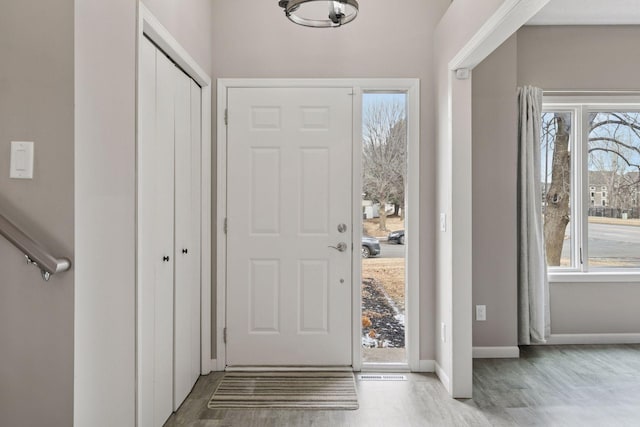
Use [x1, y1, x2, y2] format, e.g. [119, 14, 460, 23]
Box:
[182, 248, 188, 254]
[163, 256, 170, 262]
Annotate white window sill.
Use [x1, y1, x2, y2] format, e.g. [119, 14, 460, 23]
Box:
[549, 271, 640, 283]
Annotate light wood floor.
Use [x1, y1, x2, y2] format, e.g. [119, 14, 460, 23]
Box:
[165, 345, 640, 426]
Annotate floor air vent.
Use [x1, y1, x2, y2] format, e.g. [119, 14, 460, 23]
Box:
[358, 374, 407, 381]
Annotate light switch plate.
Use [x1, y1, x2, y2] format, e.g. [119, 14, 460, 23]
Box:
[10, 141, 34, 179]
[440, 213, 447, 232]
[476, 305, 487, 321]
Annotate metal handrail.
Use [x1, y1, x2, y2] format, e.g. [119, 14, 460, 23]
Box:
[0, 212, 71, 281]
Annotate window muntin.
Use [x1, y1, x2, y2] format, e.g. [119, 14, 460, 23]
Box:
[542, 102, 640, 272]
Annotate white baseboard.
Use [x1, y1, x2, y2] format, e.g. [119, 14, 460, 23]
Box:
[545, 333, 640, 345]
[434, 361, 451, 394]
[472, 346, 520, 359]
[415, 359, 435, 372]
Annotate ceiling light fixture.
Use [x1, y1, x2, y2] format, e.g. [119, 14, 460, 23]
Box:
[278, 0, 359, 28]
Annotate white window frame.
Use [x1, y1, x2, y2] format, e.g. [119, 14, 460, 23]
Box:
[544, 96, 640, 282]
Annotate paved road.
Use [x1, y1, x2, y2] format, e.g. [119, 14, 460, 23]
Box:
[367, 224, 640, 264]
[590, 223, 640, 244]
[371, 224, 640, 263]
[561, 223, 640, 266]
[377, 241, 405, 259]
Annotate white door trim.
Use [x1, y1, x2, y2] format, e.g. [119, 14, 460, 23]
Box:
[216, 78, 420, 372]
[137, 2, 213, 376]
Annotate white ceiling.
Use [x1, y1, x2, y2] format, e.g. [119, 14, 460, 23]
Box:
[527, 0, 640, 25]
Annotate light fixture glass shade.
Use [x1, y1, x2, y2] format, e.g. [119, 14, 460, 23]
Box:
[280, 0, 359, 28]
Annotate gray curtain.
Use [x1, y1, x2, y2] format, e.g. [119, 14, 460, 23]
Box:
[517, 86, 550, 345]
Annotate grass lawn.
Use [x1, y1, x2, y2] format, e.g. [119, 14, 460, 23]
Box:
[363, 215, 404, 238]
[588, 216, 640, 227]
[362, 257, 405, 311]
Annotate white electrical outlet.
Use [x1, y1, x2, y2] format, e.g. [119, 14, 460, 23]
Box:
[441, 322, 446, 342]
[476, 305, 487, 321]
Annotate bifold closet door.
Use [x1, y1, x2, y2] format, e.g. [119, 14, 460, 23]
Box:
[139, 36, 202, 426]
[139, 37, 176, 427]
[173, 68, 202, 409]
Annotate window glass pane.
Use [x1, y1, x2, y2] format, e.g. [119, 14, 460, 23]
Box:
[361, 92, 407, 363]
[587, 112, 640, 268]
[541, 112, 573, 267]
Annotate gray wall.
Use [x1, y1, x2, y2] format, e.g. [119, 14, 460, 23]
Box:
[551, 282, 640, 334]
[0, 1, 74, 426]
[472, 34, 518, 348]
[518, 26, 640, 91]
[471, 26, 640, 348]
[211, 0, 451, 360]
[142, 0, 213, 73]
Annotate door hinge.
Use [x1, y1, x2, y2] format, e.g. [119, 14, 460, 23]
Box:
[224, 108, 228, 126]
[223, 327, 227, 343]
[224, 218, 228, 234]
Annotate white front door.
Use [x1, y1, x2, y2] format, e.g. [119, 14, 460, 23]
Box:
[226, 87, 353, 366]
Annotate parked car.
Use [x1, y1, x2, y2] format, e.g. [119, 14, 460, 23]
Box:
[361, 236, 381, 258]
[387, 229, 405, 245]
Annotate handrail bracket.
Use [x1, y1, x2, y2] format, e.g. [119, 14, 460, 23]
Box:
[0, 213, 72, 282]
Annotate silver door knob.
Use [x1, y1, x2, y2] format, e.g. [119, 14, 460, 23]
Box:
[328, 242, 347, 252]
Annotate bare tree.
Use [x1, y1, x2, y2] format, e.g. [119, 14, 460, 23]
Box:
[542, 113, 571, 265]
[543, 111, 640, 266]
[387, 119, 407, 218]
[362, 100, 407, 231]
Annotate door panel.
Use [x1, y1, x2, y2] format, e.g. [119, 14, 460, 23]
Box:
[138, 39, 176, 426]
[249, 260, 280, 332]
[173, 72, 202, 409]
[226, 87, 353, 366]
[173, 68, 200, 409]
[153, 48, 176, 425]
[299, 260, 329, 332]
[300, 148, 330, 234]
[250, 148, 280, 234]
